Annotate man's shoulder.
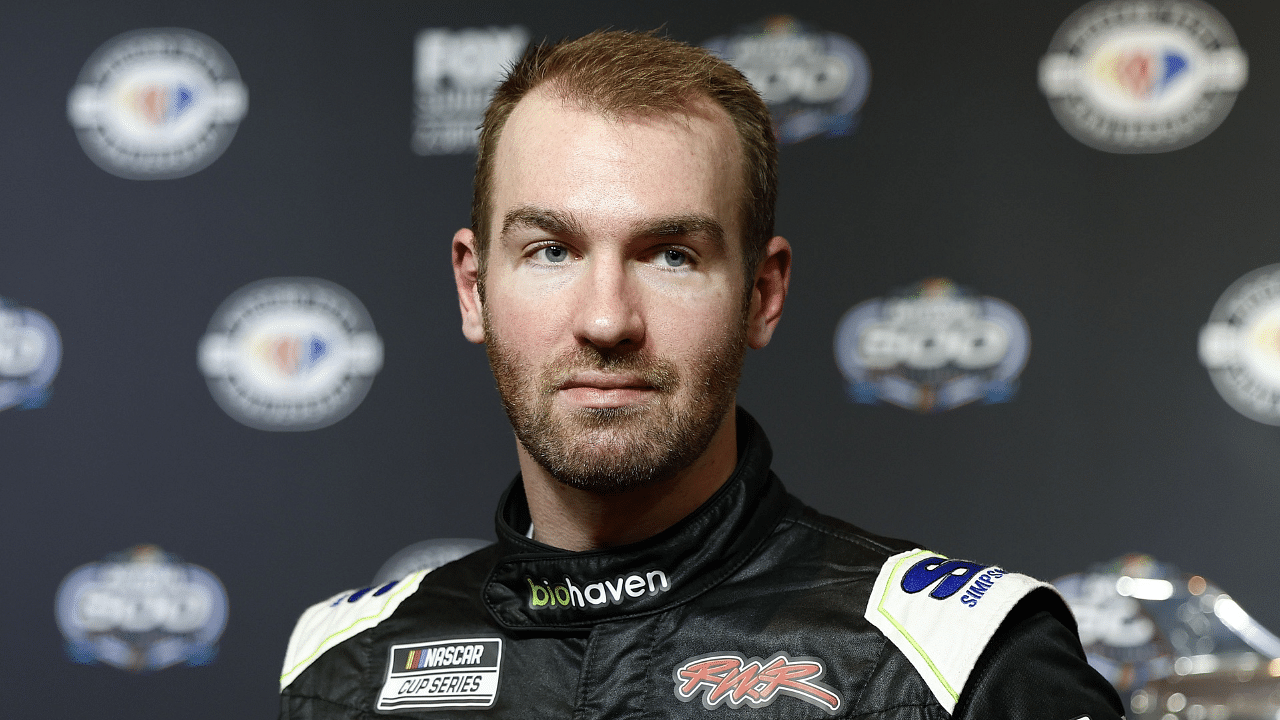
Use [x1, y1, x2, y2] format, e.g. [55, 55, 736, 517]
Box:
[279, 542, 500, 694]
[862, 548, 1071, 714]
[770, 502, 1081, 715]
[784, 500, 921, 558]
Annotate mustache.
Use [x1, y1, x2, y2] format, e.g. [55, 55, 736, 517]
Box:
[540, 347, 679, 394]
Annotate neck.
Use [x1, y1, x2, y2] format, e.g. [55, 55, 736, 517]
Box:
[518, 408, 739, 551]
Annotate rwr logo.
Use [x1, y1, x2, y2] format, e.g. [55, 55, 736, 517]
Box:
[673, 652, 842, 714]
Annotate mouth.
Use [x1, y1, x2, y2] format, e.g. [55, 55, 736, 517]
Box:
[557, 372, 660, 409]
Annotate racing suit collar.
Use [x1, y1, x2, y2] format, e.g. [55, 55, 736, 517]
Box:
[483, 407, 790, 630]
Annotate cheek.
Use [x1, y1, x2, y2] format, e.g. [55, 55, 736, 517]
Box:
[485, 284, 569, 351]
[647, 286, 744, 349]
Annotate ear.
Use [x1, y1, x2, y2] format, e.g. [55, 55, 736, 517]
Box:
[746, 235, 791, 349]
[452, 228, 486, 344]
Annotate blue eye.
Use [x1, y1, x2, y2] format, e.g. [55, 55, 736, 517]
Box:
[659, 249, 688, 267]
[538, 245, 569, 263]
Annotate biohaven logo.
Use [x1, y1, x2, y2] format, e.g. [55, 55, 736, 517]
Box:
[834, 279, 1030, 412]
[1038, 0, 1247, 153]
[674, 652, 843, 714]
[0, 299, 61, 412]
[67, 28, 248, 179]
[526, 570, 670, 609]
[378, 638, 502, 711]
[412, 26, 528, 155]
[198, 277, 384, 431]
[54, 545, 228, 672]
[705, 16, 870, 144]
[1198, 264, 1280, 425]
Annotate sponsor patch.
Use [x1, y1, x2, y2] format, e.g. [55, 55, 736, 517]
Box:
[198, 277, 383, 431]
[67, 28, 248, 179]
[705, 16, 870, 145]
[1038, 0, 1247, 154]
[378, 638, 502, 711]
[674, 652, 842, 714]
[54, 544, 228, 671]
[834, 278, 1029, 412]
[525, 569, 670, 610]
[1199, 264, 1280, 425]
[865, 549, 1047, 712]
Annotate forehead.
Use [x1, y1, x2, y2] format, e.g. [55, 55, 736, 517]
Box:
[489, 88, 745, 237]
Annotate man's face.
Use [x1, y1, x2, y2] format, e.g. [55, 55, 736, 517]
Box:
[476, 89, 750, 493]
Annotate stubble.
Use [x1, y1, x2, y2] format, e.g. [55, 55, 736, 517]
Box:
[484, 312, 745, 494]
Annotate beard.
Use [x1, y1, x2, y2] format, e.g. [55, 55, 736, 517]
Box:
[484, 312, 746, 495]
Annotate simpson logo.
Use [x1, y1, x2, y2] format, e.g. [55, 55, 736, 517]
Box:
[704, 16, 870, 144]
[525, 570, 670, 610]
[67, 28, 248, 179]
[674, 652, 842, 714]
[902, 556, 1006, 608]
[834, 278, 1029, 412]
[1039, 0, 1247, 154]
[378, 638, 502, 711]
[412, 26, 528, 155]
[198, 277, 383, 431]
[1199, 264, 1280, 425]
[0, 299, 61, 411]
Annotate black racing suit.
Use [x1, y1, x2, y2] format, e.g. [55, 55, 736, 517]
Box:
[280, 411, 1125, 719]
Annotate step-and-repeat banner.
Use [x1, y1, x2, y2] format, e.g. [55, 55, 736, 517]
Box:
[3, 1, 1278, 716]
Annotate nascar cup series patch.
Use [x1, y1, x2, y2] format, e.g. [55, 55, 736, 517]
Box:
[864, 549, 1048, 713]
[1198, 264, 1280, 425]
[67, 28, 248, 179]
[378, 638, 503, 711]
[198, 277, 383, 431]
[834, 278, 1029, 412]
[1038, 0, 1247, 153]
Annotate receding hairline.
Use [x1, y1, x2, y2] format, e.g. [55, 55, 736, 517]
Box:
[485, 86, 749, 240]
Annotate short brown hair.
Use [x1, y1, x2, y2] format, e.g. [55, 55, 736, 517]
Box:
[471, 29, 777, 282]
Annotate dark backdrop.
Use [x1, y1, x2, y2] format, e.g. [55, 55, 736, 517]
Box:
[2, 1, 1276, 716]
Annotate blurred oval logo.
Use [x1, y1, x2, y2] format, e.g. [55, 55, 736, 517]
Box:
[0, 299, 61, 411]
[1039, 0, 1247, 153]
[1198, 264, 1280, 425]
[54, 545, 228, 671]
[705, 16, 870, 144]
[834, 279, 1030, 412]
[67, 28, 248, 179]
[198, 277, 384, 431]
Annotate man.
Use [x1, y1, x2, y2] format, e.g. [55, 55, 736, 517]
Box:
[279, 30, 1125, 719]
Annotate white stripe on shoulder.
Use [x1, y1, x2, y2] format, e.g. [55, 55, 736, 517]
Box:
[864, 548, 1048, 713]
[280, 569, 430, 691]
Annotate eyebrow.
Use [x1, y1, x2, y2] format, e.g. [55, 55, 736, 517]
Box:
[500, 206, 725, 250]
[500, 207, 585, 240]
[634, 214, 726, 251]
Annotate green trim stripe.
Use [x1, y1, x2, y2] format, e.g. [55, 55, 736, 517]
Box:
[875, 550, 960, 702]
[280, 570, 425, 682]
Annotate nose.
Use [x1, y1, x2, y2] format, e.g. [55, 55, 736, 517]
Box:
[572, 257, 645, 351]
